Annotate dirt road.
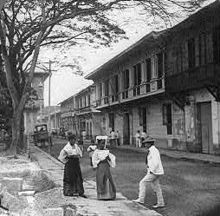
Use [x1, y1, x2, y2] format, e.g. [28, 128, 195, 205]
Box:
[46, 138, 220, 216]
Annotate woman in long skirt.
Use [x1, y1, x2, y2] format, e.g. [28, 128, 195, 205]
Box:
[58, 134, 86, 198]
[92, 140, 116, 200]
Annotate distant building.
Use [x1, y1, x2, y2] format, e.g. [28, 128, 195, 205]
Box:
[24, 71, 49, 134]
[40, 106, 61, 131]
[59, 85, 103, 139]
[59, 96, 75, 134]
[74, 85, 103, 139]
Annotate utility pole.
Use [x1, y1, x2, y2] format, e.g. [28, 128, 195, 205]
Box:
[38, 60, 56, 132]
[48, 60, 52, 133]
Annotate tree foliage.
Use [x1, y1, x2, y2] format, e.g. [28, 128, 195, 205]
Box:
[0, 0, 208, 154]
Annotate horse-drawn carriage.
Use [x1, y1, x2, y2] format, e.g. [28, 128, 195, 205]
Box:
[32, 124, 52, 147]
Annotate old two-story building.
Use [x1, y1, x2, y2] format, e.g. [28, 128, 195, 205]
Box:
[85, 0, 220, 155]
[59, 85, 103, 139]
[85, 31, 168, 146]
[74, 85, 103, 139]
[165, 0, 220, 155]
[60, 96, 75, 134]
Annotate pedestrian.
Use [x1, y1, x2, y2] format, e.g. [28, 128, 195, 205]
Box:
[92, 139, 116, 200]
[58, 134, 87, 198]
[87, 139, 97, 167]
[109, 130, 116, 146]
[135, 130, 141, 148]
[140, 131, 147, 147]
[115, 130, 120, 146]
[133, 137, 165, 209]
[77, 137, 84, 153]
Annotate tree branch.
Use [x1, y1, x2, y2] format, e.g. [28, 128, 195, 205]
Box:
[0, 17, 20, 107]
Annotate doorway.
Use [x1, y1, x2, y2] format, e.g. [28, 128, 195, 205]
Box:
[197, 102, 213, 154]
[123, 113, 130, 145]
[142, 108, 147, 132]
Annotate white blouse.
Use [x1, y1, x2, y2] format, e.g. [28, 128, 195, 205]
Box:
[92, 149, 116, 168]
[58, 142, 82, 163]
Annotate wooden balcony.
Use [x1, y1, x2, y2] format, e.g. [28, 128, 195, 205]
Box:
[166, 63, 220, 93]
[95, 77, 165, 109]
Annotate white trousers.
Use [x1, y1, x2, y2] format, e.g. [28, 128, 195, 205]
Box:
[138, 171, 164, 205]
[136, 139, 141, 148]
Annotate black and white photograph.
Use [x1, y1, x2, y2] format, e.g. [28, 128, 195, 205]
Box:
[0, 0, 220, 215]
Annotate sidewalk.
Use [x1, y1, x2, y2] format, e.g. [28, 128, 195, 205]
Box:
[118, 145, 220, 164]
[29, 144, 162, 216]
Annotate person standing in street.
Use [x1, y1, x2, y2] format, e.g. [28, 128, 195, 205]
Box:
[135, 130, 141, 148]
[92, 139, 116, 200]
[109, 130, 116, 146]
[87, 139, 97, 167]
[58, 134, 87, 198]
[133, 137, 165, 209]
[140, 131, 147, 147]
[115, 130, 120, 146]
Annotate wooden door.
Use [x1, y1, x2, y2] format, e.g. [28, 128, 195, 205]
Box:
[197, 102, 213, 154]
[123, 113, 130, 145]
[142, 108, 147, 132]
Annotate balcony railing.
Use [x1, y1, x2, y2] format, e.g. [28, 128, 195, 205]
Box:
[166, 63, 220, 93]
[96, 99, 101, 107]
[133, 86, 140, 96]
[111, 94, 119, 102]
[104, 96, 109, 104]
[95, 77, 165, 108]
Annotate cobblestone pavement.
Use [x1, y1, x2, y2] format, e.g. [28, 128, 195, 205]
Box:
[29, 144, 162, 216]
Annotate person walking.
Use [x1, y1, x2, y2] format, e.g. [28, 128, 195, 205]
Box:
[133, 137, 165, 208]
[92, 139, 116, 200]
[58, 134, 87, 198]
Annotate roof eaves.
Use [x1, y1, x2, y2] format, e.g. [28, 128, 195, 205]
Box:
[85, 30, 165, 80]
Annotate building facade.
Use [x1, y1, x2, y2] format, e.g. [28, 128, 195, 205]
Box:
[60, 96, 75, 134]
[165, 1, 220, 154]
[74, 85, 103, 139]
[85, 31, 167, 146]
[85, 1, 220, 155]
[24, 71, 49, 134]
[59, 85, 103, 139]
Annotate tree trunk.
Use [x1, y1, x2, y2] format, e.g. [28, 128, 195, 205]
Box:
[10, 105, 24, 155]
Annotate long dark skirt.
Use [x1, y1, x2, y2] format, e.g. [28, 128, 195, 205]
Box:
[96, 160, 116, 200]
[63, 157, 84, 196]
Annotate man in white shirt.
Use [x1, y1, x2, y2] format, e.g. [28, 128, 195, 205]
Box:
[133, 137, 165, 209]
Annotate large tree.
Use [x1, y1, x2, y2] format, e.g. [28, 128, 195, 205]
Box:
[0, 0, 207, 154]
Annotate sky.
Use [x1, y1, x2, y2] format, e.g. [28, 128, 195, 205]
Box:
[40, 0, 215, 106]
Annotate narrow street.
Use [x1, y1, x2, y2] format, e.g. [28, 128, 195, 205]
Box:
[44, 137, 220, 216]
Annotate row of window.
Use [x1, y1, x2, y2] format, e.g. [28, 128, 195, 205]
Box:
[97, 27, 220, 94]
[175, 26, 220, 74]
[61, 94, 91, 112]
[98, 52, 165, 100]
[95, 26, 220, 105]
[77, 94, 90, 109]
